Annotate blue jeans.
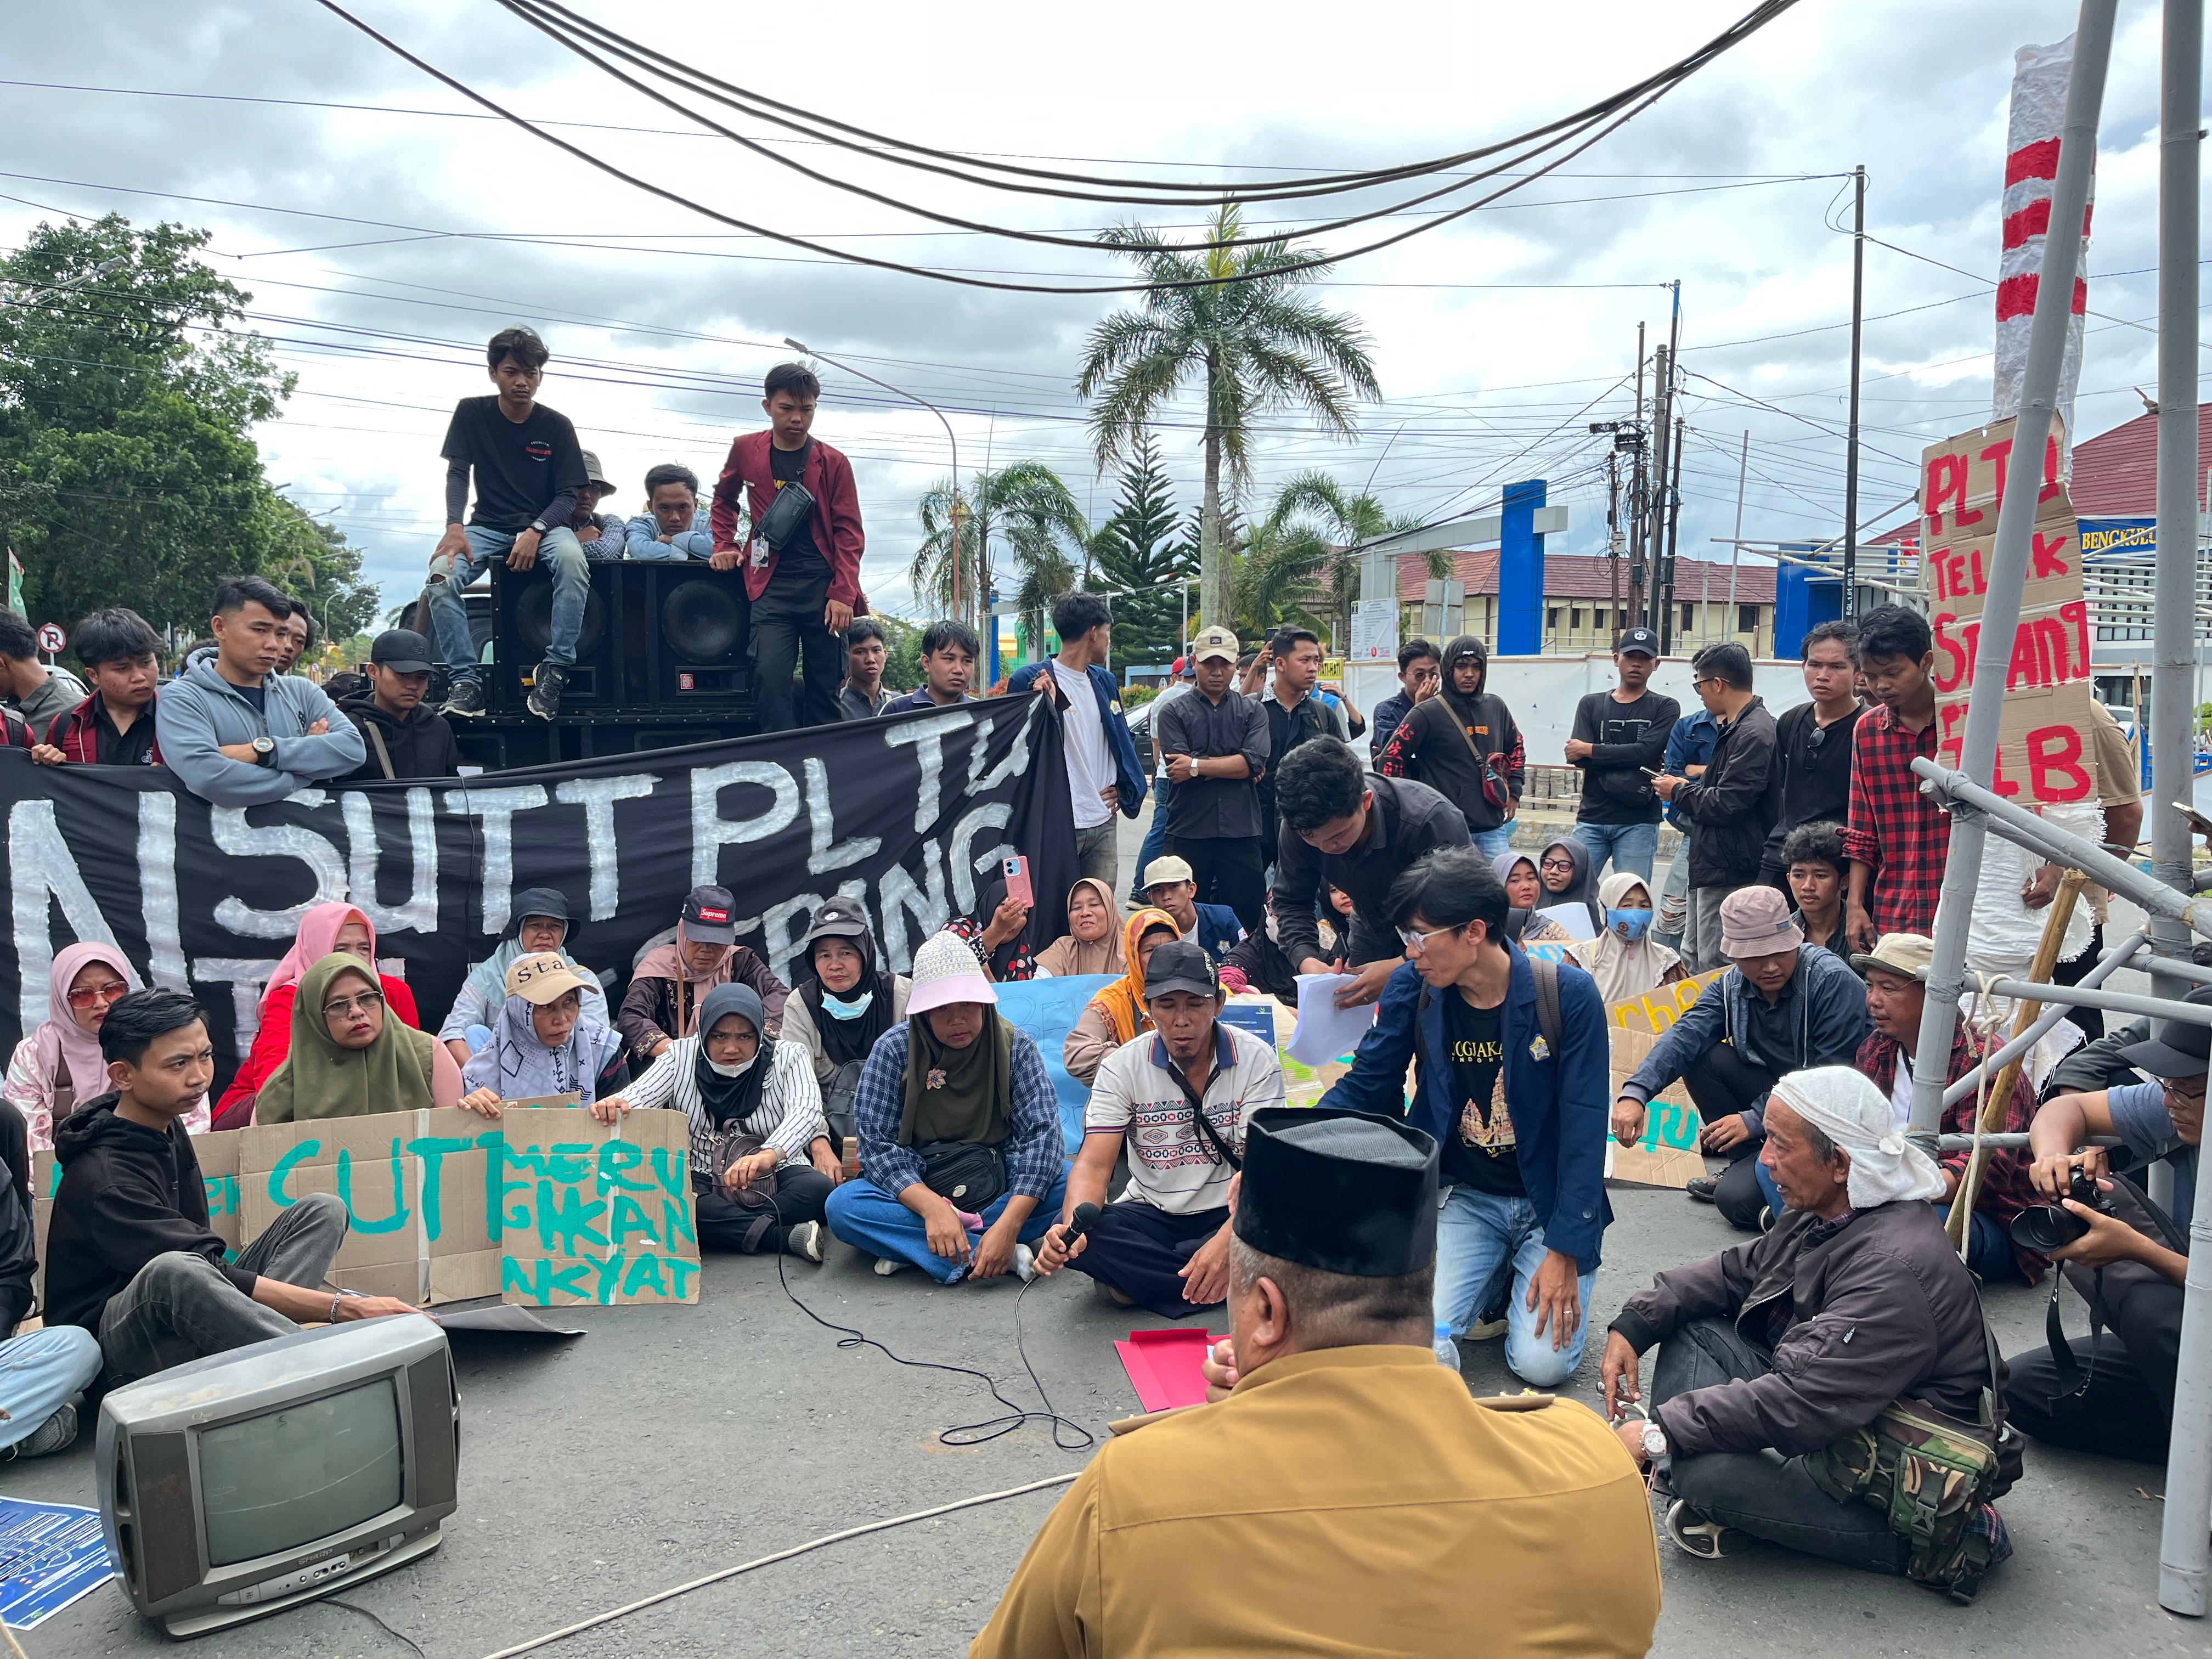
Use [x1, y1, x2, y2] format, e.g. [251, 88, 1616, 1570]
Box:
[1472, 825, 1515, 861]
[1571, 820, 1658, 884]
[0, 1325, 101, 1452]
[1130, 777, 1173, 900]
[825, 1166, 1069, 1284]
[427, 523, 589, 682]
[1433, 1185, 1596, 1387]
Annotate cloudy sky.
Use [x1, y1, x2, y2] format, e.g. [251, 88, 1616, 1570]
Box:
[2, 0, 2196, 626]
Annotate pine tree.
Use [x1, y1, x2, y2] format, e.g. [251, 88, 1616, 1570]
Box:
[1087, 432, 1195, 673]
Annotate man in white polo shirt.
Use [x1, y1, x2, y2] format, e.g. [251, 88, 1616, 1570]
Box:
[1034, 941, 1285, 1316]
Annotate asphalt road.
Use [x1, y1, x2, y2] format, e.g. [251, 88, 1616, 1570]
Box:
[11, 811, 2209, 1657]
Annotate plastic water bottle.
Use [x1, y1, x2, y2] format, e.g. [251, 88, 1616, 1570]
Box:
[1434, 1322, 1461, 1371]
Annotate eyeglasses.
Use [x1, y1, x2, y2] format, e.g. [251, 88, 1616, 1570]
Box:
[65, 980, 129, 1010]
[1538, 857, 1576, 874]
[323, 990, 385, 1019]
[1398, 924, 1458, 957]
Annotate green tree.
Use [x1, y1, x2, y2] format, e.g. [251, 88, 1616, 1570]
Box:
[0, 214, 373, 638]
[1234, 471, 1438, 647]
[1086, 432, 1195, 672]
[910, 459, 1088, 644]
[1077, 204, 1380, 629]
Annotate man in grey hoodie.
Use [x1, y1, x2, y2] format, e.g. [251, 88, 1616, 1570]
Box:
[154, 576, 365, 807]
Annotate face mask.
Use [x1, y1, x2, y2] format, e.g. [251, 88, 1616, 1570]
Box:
[820, 989, 874, 1022]
[1608, 907, 1655, 943]
[705, 1052, 756, 1079]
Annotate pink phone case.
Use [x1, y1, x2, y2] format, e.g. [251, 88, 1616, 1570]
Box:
[1003, 855, 1034, 908]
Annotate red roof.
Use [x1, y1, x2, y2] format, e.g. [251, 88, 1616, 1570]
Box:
[1395, 550, 1776, 605]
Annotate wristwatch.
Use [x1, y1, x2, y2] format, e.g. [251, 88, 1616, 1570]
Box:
[528, 518, 550, 536]
[1640, 1423, 1668, 1462]
[251, 736, 275, 766]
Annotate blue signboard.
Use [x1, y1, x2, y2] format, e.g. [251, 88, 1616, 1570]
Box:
[2079, 516, 2155, 557]
[0, 1497, 117, 1629]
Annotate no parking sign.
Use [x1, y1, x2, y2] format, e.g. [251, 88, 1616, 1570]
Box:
[33, 623, 64, 658]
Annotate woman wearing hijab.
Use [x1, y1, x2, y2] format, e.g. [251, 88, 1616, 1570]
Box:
[1537, 838, 1605, 936]
[1570, 871, 1689, 1004]
[618, 883, 788, 1066]
[1374, 634, 1525, 857]
[1491, 851, 1574, 945]
[459, 953, 625, 1111]
[3, 943, 194, 1149]
[1064, 909, 1183, 1085]
[438, 887, 607, 1066]
[213, 904, 423, 1129]
[1033, 879, 1124, 979]
[255, 955, 469, 1123]
[780, 897, 911, 1150]
[594, 983, 840, 1260]
[947, 871, 1040, 981]
[823, 931, 1068, 1283]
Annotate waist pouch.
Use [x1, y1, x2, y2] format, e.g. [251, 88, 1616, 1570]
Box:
[916, 1139, 1006, 1210]
[754, 476, 816, 551]
[708, 1128, 781, 1252]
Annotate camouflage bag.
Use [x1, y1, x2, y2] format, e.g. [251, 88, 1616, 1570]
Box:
[1805, 1315, 2011, 1604]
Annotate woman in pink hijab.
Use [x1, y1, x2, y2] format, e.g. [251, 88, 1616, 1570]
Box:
[1, 941, 205, 1149]
[212, 902, 423, 1129]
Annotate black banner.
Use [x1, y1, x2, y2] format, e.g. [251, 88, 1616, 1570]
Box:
[0, 698, 1076, 1071]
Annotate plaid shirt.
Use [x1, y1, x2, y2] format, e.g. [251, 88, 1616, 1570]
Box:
[1856, 1023, 2046, 1284]
[1839, 704, 1948, 936]
[851, 1019, 1064, 1200]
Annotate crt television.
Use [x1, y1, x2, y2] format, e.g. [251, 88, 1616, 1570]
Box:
[96, 1314, 459, 1638]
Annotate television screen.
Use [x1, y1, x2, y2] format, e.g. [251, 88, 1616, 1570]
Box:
[199, 1378, 403, 1567]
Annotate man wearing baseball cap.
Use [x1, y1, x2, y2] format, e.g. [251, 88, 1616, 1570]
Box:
[1563, 627, 1677, 885]
[1139, 855, 1244, 967]
[1035, 941, 1284, 1316]
[338, 629, 461, 781]
[975, 1104, 1660, 1657]
[1612, 884, 1867, 1231]
[2008, 985, 2212, 1461]
[1151, 624, 1269, 934]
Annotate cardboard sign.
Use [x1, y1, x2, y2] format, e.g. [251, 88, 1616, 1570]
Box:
[1606, 1024, 1707, 1189]
[33, 1104, 698, 1310]
[1921, 415, 2096, 805]
[1605, 968, 1727, 1034]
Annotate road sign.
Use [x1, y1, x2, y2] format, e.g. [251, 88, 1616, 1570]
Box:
[35, 623, 65, 656]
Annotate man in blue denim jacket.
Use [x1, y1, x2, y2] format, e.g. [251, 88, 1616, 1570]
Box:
[1318, 845, 1613, 1387]
[623, 462, 716, 561]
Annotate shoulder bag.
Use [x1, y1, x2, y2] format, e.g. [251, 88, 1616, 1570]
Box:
[1439, 699, 1513, 815]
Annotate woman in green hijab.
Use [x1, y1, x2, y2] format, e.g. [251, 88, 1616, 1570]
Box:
[255, 954, 473, 1122]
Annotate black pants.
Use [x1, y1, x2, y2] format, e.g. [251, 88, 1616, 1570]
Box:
[1655, 1316, 1911, 1576]
[1069, 1201, 1228, 1319]
[696, 1167, 834, 1255]
[2049, 922, 2106, 1042]
[1683, 1043, 1776, 1232]
[2005, 1262, 2181, 1462]
[748, 571, 843, 733]
[1172, 836, 1266, 935]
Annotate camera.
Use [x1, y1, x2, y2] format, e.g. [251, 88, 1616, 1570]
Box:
[2008, 1167, 2115, 1254]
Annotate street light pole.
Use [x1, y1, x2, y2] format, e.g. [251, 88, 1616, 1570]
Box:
[783, 337, 962, 625]
[1842, 165, 1866, 618]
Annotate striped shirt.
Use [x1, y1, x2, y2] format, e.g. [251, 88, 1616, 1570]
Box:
[852, 1021, 1064, 1201]
[620, 1036, 830, 1191]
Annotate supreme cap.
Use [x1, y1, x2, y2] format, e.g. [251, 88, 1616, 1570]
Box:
[681, 884, 738, 945]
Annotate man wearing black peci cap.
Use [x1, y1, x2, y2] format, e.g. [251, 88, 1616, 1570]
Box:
[1564, 628, 1677, 885]
[973, 1106, 1661, 1659]
[338, 629, 461, 782]
[2006, 985, 2212, 1461]
[1034, 941, 1284, 1318]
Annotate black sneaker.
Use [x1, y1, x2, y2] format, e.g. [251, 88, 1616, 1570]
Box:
[442, 678, 487, 719]
[1684, 1176, 1719, 1204]
[525, 662, 569, 721]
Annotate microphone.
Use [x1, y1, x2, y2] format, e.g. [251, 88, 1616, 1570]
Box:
[1058, 1202, 1103, 1249]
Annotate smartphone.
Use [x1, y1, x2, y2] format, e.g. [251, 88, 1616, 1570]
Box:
[2172, 800, 2212, 839]
[1001, 853, 1034, 909]
[1640, 766, 1662, 778]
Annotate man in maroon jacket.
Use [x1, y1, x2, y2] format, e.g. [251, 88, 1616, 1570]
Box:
[709, 362, 865, 732]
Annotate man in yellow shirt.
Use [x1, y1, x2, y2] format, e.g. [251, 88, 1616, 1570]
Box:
[970, 1107, 1661, 1658]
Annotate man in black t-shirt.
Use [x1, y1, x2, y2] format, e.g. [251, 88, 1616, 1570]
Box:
[427, 326, 592, 722]
[1565, 628, 1678, 883]
[1757, 619, 1865, 890]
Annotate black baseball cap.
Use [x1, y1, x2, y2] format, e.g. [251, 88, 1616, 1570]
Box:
[1616, 627, 1660, 658]
[1143, 939, 1218, 1001]
[370, 629, 435, 674]
[682, 884, 738, 945]
[2117, 985, 2212, 1080]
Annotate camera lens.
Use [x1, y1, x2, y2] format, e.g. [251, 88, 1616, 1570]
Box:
[2008, 1202, 2091, 1254]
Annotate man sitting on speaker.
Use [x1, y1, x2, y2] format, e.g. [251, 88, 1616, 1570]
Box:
[710, 361, 865, 733]
[884, 620, 979, 712]
[1035, 942, 1284, 1317]
[840, 617, 894, 718]
[427, 326, 592, 723]
[624, 461, 715, 561]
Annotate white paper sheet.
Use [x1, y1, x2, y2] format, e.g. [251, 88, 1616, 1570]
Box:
[1287, 975, 1378, 1066]
[1535, 903, 1597, 941]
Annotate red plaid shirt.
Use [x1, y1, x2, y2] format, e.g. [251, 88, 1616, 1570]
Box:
[1856, 1023, 2045, 1283]
[1839, 703, 1948, 936]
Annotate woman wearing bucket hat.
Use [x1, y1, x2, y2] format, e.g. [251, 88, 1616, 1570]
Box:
[438, 887, 607, 1067]
[822, 932, 1068, 1282]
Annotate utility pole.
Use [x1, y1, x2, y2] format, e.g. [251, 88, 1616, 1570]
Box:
[1630, 324, 1647, 628]
[1648, 343, 1673, 642]
[1725, 430, 1750, 651]
[1842, 165, 1866, 618]
[1605, 449, 1622, 638]
[1658, 414, 1685, 653]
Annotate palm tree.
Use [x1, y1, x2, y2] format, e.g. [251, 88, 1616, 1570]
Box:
[1077, 204, 1380, 629]
[1233, 472, 1443, 647]
[910, 460, 1088, 644]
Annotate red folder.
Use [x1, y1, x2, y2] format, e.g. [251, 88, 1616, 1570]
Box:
[1114, 1328, 1225, 1412]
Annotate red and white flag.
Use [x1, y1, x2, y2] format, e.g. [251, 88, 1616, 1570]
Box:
[1995, 36, 2091, 445]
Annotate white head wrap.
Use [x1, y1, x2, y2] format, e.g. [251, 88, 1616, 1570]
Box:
[1768, 1066, 1948, 1210]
